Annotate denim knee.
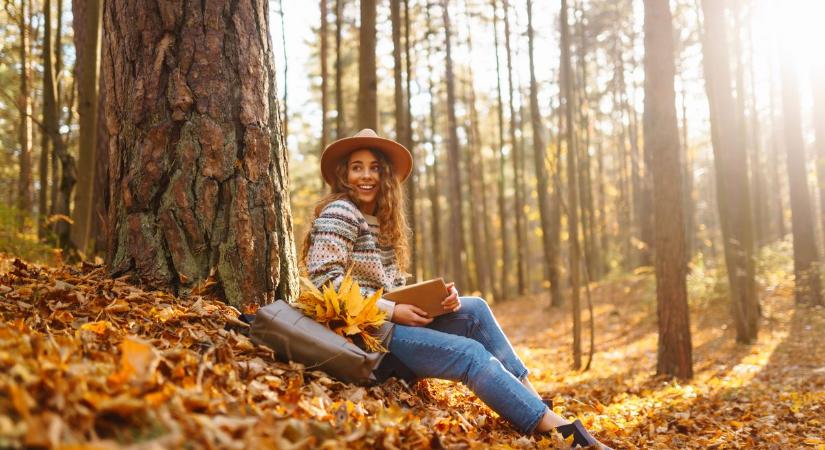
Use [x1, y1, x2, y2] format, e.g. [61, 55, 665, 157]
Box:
[460, 296, 491, 318]
[455, 338, 490, 383]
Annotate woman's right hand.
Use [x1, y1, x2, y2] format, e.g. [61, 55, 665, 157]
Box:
[391, 304, 433, 326]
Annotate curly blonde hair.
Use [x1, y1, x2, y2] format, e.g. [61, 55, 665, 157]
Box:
[300, 149, 410, 273]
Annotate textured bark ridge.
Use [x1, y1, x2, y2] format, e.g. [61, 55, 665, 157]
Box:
[102, 0, 297, 309]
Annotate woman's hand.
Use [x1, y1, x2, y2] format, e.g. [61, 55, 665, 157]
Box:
[441, 282, 461, 312]
[392, 304, 433, 326]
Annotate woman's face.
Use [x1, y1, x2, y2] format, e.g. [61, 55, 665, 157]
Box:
[347, 149, 381, 214]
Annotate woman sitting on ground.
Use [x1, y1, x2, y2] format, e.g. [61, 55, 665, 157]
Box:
[300, 128, 613, 449]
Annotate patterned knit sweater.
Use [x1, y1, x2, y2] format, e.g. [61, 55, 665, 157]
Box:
[305, 199, 407, 320]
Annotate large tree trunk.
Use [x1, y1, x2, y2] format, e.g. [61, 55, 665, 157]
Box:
[701, 0, 759, 344]
[561, 0, 582, 369]
[17, 0, 33, 231]
[102, 0, 298, 310]
[358, 0, 377, 129]
[778, 28, 823, 306]
[70, 0, 103, 255]
[644, 0, 693, 379]
[441, 0, 467, 290]
[527, 0, 558, 301]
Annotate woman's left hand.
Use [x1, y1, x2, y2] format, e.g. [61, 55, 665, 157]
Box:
[441, 282, 461, 312]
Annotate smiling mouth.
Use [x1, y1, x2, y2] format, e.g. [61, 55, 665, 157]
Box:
[357, 184, 376, 192]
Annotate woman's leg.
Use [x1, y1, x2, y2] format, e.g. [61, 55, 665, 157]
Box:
[429, 297, 553, 413]
[427, 297, 529, 381]
[389, 324, 547, 434]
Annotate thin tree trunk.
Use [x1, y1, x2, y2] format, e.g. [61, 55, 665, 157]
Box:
[463, 3, 493, 299]
[778, 26, 824, 306]
[442, 0, 467, 290]
[334, 0, 345, 138]
[320, 0, 329, 171]
[392, 0, 416, 280]
[70, 0, 102, 255]
[561, 0, 582, 369]
[503, 0, 526, 295]
[38, 0, 51, 239]
[701, 0, 759, 344]
[403, 0, 417, 281]
[527, 0, 557, 298]
[743, 3, 767, 248]
[644, 0, 693, 379]
[425, 0, 443, 280]
[278, 0, 288, 139]
[16, 0, 33, 231]
[102, 0, 298, 309]
[767, 47, 786, 241]
[491, 0, 509, 301]
[358, 0, 377, 129]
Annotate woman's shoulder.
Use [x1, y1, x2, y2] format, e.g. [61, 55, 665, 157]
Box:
[320, 199, 361, 217]
[316, 199, 368, 230]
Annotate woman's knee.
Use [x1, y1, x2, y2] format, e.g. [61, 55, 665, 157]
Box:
[460, 296, 492, 317]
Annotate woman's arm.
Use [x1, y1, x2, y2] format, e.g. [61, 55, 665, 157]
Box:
[305, 202, 359, 290]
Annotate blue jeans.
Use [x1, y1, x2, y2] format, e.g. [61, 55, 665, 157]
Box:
[376, 296, 548, 434]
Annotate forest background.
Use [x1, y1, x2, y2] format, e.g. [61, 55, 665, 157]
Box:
[0, 0, 824, 448]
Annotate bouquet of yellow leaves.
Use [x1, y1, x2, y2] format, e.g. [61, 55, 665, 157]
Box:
[295, 271, 388, 352]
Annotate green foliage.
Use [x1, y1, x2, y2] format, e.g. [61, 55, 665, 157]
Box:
[755, 236, 795, 290]
[0, 202, 58, 265]
[686, 252, 728, 309]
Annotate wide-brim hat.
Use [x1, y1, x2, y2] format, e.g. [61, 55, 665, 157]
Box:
[320, 128, 413, 186]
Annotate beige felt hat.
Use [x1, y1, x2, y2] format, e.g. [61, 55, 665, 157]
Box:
[320, 128, 413, 186]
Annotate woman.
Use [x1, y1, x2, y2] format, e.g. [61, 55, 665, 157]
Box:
[301, 129, 613, 449]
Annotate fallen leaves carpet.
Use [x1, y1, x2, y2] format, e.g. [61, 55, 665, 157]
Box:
[1, 257, 823, 449]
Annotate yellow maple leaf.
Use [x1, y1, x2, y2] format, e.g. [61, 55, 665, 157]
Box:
[296, 272, 387, 352]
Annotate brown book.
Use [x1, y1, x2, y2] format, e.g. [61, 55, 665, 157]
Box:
[384, 278, 451, 317]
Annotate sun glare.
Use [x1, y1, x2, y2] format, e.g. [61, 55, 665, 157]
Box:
[769, 0, 825, 72]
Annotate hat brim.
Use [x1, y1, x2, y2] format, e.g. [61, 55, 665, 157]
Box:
[320, 136, 413, 186]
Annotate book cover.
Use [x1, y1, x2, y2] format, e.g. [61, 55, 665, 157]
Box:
[384, 278, 451, 317]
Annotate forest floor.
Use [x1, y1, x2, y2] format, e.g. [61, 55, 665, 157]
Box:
[0, 253, 824, 449]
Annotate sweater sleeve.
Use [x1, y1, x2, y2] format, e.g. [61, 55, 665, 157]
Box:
[306, 201, 359, 291]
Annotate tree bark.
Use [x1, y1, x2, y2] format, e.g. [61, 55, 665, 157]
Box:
[70, 0, 103, 255]
[16, 0, 33, 231]
[644, 0, 693, 379]
[700, 0, 759, 344]
[102, 0, 298, 310]
[358, 0, 377, 129]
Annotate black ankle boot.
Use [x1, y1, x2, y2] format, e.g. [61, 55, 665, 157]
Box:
[554, 419, 614, 449]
